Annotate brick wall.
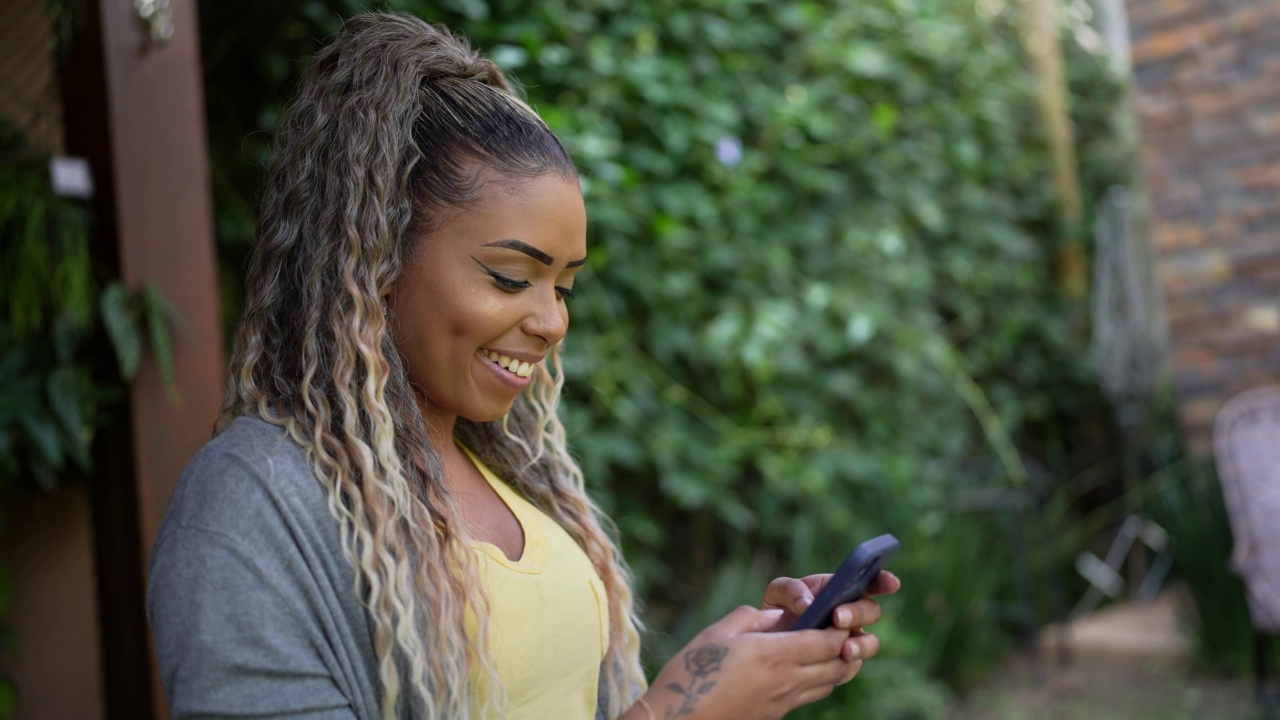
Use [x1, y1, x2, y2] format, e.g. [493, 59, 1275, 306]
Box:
[1126, 0, 1280, 455]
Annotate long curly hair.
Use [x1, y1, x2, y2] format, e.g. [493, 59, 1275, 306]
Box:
[217, 12, 644, 719]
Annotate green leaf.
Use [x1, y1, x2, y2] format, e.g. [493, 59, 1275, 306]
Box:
[46, 368, 86, 439]
[46, 368, 91, 470]
[871, 102, 900, 136]
[0, 354, 41, 421]
[18, 409, 64, 469]
[843, 44, 894, 78]
[100, 283, 141, 380]
[143, 283, 180, 402]
[489, 43, 528, 69]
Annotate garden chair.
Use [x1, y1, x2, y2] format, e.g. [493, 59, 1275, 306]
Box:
[1212, 385, 1280, 719]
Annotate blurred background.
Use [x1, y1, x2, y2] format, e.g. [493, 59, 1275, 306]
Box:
[1, 0, 1277, 718]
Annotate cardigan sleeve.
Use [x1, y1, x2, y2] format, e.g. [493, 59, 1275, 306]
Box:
[147, 417, 383, 720]
[149, 526, 360, 719]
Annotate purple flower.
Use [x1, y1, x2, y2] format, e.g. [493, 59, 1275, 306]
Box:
[715, 136, 743, 167]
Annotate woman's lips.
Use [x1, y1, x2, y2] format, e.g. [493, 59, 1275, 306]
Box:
[481, 349, 538, 378]
[477, 349, 536, 389]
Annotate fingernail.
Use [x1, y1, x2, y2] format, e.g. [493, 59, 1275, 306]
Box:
[837, 608, 852, 626]
[797, 596, 813, 611]
[846, 640, 861, 660]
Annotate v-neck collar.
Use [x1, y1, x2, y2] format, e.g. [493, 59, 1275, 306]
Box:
[457, 443, 548, 573]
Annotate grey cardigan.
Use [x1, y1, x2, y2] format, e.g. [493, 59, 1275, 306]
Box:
[147, 416, 610, 719]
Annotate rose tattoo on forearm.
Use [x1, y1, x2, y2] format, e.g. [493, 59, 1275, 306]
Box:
[663, 643, 728, 718]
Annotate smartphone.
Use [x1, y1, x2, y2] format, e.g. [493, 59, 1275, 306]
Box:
[790, 534, 899, 631]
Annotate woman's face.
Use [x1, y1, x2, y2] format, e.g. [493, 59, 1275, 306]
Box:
[388, 171, 587, 431]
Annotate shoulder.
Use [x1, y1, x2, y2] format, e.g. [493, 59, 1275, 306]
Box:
[148, 416, 380, 719]
[158, 415, 328, 543]
[149, 414, 344, 606]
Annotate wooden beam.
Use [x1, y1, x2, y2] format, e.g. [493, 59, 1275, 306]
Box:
[61, 0, 223, 717]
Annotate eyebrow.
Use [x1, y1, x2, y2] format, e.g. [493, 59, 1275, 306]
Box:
[483, 239, 587, 268]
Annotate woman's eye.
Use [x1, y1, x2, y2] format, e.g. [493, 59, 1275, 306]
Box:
[473, 258, 571, 298]
[490, 273, 531, 292]
[475, 260, 531, 292]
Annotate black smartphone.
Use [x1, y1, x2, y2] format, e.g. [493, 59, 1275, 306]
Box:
[790, 534, 899, 631]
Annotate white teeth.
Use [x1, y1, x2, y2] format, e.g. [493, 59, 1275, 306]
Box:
[483, 351, 536, 378]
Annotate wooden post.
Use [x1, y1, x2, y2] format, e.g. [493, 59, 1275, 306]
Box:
[60, 0, 223, 717]
[1019, 0, 1087, 298]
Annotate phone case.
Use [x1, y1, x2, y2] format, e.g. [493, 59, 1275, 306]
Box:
[790, 533, 899, 631]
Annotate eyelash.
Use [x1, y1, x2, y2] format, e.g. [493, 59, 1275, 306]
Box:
[478, 263, 575, 301]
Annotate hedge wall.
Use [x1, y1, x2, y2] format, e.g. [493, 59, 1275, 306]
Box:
[202, 1, 1132, 715]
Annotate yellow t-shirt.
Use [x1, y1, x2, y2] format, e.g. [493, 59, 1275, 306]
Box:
[462, 447, 609, 719]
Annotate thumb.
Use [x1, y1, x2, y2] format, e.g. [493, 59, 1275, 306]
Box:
[718, 605, 786, 635]
[765, 576, 816, 613]
[780, 578, 816, 613]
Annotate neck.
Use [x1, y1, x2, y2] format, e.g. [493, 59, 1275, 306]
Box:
[416, 394, 458, 455]
[417, 400, 481, 497]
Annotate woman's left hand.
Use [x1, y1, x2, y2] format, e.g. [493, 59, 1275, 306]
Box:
[761, 571, 901, 659]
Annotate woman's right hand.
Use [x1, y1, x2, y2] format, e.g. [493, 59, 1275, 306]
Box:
[634, 604, 874, 720]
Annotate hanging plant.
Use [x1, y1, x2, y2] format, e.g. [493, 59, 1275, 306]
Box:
[0, 121, 178, 492]
[0, 117, 177, 720]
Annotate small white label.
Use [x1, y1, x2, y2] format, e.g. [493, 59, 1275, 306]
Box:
[49, 156, 95, 199]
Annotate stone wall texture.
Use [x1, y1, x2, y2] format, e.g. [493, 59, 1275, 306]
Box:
[1126, 0, 1280, 455]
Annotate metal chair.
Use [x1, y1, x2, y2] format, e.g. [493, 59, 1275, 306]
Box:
[1213, 385, 1280, 719]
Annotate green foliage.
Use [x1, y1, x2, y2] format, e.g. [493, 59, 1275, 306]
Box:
[0, 284, 177, 493]
[0, 127, 181, 492]
[0, 127, 93, 338]
[1147, 459, 1254, 675]
[0, 122, 99, 492]
[0, 326, 101, 491]
[100, 282, 181, 398]
[0, 118, 180, 720]
[200, 0, 1139, 714]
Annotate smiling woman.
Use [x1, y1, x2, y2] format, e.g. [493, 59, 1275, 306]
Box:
[389, 173, 587, 433]
[145, 11, 898, 720]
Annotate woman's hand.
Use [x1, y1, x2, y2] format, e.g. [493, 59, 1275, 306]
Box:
[632, 605, 866, 720]
[761, 571, 901, 660]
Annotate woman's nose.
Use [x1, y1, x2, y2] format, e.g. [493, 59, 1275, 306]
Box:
[522, 287, 569, 345]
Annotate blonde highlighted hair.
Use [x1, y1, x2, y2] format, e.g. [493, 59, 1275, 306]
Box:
[217, 12, 644, 718]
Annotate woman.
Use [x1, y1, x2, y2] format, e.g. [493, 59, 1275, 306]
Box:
[148, 12, 898, 720]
